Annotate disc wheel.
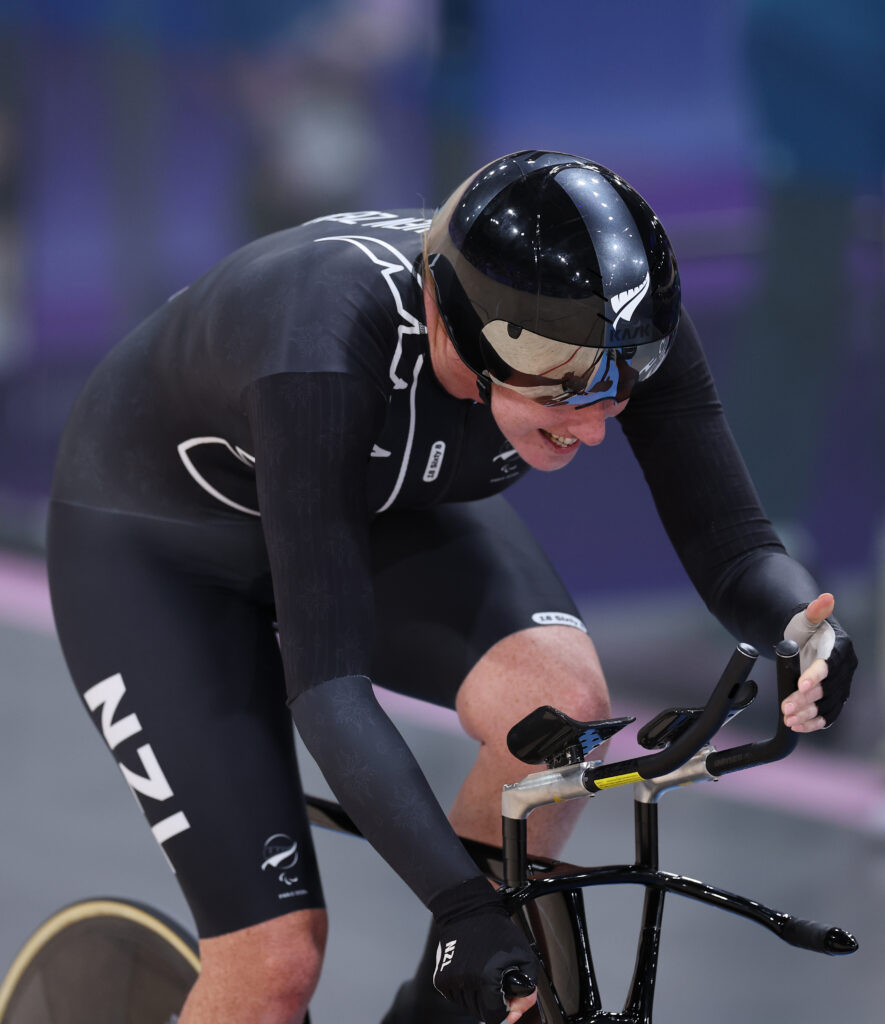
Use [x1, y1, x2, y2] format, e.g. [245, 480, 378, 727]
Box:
[0, 898, 200, 1024]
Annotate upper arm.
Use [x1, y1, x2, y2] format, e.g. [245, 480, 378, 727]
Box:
[244, 371, 387, 698]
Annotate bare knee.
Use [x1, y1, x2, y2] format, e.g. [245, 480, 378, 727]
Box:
[456, 625, 611, 747]
[181, 908, 327, 1024]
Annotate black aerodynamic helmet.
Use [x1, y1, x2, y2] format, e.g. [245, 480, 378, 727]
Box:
[424, 150, 681, 406]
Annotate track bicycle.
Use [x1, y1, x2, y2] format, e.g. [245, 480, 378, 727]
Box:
[0, 640, 858, 1023]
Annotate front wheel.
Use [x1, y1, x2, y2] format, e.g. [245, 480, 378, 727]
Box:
[0, 897, 200, 1024]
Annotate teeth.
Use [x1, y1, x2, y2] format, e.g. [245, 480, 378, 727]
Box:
[542, 430, 578, 447]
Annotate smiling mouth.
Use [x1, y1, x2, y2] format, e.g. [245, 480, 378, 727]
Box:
[539, 429, 579, 450]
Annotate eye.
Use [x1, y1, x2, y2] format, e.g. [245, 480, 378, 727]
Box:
[507, 323, 523, 339]
[620, 345, 637, 359]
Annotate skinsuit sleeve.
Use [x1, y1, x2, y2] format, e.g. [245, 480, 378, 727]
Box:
[618, 308, 829, 651]
[244, 370, 482, 906]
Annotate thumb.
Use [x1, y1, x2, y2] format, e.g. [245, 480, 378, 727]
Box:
[805, 592, 835, 626]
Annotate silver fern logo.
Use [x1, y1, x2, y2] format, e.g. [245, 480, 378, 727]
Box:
[611, 272, 650, 329]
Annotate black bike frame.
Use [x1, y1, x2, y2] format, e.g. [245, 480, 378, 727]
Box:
[491, 643, 857, 1023]
[304, 642, 857, 1024]
[306, 789, 855, 1024]
[497, 796, 827, 1024]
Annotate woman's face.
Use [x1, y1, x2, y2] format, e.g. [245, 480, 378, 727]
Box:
[422, 278, 627, 469]
[488, 385, 628, 471]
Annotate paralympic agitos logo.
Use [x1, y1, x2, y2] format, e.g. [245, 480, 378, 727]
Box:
[261, 833, 301, 887]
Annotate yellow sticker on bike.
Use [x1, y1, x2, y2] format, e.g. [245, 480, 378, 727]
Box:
[595, 771, 642, 789]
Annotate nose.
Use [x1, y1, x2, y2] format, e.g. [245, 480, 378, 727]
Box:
[558, 400, 621, 446]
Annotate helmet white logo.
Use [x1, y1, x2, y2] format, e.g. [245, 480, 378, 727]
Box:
[610, 272, 650, 330]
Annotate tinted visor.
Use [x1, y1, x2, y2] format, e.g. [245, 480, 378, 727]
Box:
[479, 320, 672, 407]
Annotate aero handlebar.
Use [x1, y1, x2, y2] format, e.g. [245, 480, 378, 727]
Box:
[580, 640, 802, 795]
[705, 639, 800, 776]
[582, 642, 763, 794]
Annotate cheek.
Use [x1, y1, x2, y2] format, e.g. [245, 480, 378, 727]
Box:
[490, 401, 538, 449]
[494, 413, 531, 450]
[489, 391, 521, 433]
[491, 386, 549, 424]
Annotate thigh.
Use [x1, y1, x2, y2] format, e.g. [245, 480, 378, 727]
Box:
[46, 501, 324, 939]
[370, 495, 586, 707]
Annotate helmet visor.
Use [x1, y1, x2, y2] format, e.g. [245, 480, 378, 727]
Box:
[479, 320, 672, 407]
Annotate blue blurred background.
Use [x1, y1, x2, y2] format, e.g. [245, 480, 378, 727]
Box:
[1, 0, 881, 695]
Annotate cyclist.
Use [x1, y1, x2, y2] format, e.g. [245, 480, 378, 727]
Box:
[46, 150, 857, 1024]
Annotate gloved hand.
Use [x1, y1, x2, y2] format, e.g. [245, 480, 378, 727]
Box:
[429, 875, 538, 1024]
[783, 594, 857, 727]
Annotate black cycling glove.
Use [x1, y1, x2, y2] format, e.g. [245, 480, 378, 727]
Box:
[815, 617, 857, 726]
[429, 876, 538, 1024]
[783, 606, 857, 726]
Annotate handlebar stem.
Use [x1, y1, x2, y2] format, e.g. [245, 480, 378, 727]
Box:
[502, 759, 602, 821]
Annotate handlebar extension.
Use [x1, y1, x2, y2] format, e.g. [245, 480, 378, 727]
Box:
[583, 643, 759, 794]
[705, 639, 800, 777]
[781, 917, 859, 956]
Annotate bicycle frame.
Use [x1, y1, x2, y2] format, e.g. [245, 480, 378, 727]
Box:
[496, 756, 854, 1024]
[493, 643, 858, 1023]
[305, 640, 858, 1024]
[307, 768, 856, 1024]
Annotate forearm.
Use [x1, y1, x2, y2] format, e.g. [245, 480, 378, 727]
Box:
[706, 546, 822, 656]
[291, 674, 482, 906]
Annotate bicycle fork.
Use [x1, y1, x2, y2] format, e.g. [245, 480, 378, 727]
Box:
[502, 796, 667, 1024]
[620, 800, 663, 1024]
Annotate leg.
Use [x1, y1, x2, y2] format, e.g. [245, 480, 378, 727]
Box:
[451, 624, 611, 857]
[181, 909, 327, 1024]
[47, 503, 328, 1024]
[370, 499, 605, 1022]
[380, 625, 609, 1024]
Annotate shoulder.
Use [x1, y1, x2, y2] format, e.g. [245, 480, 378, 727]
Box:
[211, 210, 429, 302]
[180, 212, 430, 387]
[224, 213, 425, 328]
